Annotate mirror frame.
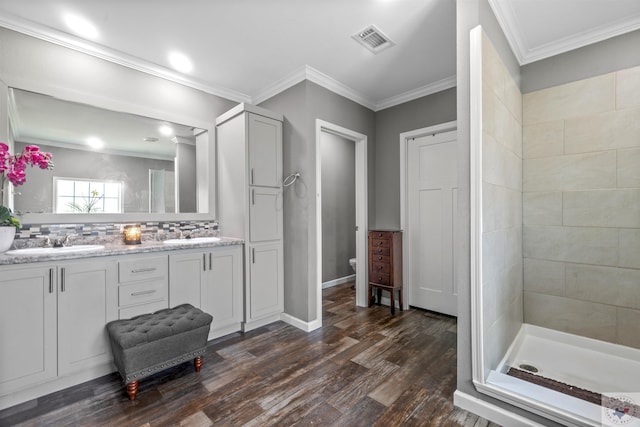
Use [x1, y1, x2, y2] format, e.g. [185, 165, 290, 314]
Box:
[3, 81, 217, 225]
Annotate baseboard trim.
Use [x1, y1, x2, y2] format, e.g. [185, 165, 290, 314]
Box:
[322, 274, 355, 289]
[280, 313, 322, 332]
[453, 390, 545, 427]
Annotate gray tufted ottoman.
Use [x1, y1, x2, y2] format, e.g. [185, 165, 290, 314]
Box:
[106, 304, 213, 400]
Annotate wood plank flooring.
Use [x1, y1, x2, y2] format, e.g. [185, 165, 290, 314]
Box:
[0, 282, 500, 427]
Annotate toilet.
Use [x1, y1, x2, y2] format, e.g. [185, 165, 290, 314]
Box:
[349, 257, 357, 273]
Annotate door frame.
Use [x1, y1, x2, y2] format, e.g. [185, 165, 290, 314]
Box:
[315, 120, 368, 325]
[399, 121, 457, 309]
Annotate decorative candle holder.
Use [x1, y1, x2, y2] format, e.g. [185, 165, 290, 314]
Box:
[123, 224, 142, 245]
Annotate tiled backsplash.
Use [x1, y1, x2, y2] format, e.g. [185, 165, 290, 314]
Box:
[13, 220, 219, 248]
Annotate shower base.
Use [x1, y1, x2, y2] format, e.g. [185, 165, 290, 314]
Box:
[487, 324, 640, 426]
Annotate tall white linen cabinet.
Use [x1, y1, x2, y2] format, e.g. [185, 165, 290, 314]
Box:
[216, 103, 284, 331]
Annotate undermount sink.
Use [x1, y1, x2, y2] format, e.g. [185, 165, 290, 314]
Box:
[6, 245, 105, 256]
[163, 237, 221, 245]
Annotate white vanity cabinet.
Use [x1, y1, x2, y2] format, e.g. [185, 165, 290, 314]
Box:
[169, 245, 243, 338]
[217, 103, 284, 331]
[117, 254, 168, 319]
[57, 259, 118, 376]
[0, 265, 57, 395]
[0, 258, 117, 407]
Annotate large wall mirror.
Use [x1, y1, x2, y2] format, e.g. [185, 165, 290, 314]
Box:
[7, 88, 214, 224]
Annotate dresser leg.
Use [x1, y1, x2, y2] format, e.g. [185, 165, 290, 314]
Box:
[368, 285, 375, 307]
[390, 289, 395, 315]
[377, 288, 382, 306]
[399, 288, 404, 311]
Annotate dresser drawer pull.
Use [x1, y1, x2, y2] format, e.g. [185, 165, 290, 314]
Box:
[378, 241, 384, 246]
[377, 266, 384, 270]
[378, 276, 383, 281]
[131, 267, 156, 274]
[131, 290, 156, 297]
[378, 256, 383, 261]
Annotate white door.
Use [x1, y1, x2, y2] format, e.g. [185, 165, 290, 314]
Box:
[408, 131, 458, 316]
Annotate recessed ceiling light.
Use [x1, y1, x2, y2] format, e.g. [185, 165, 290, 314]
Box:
[87, 137, 103, 149]
[159, 125, 174, 136]
[168, 52, 193, 73]
[64, 13, 99, 39]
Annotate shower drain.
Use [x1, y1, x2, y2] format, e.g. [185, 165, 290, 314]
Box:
[518, 363, 539, 373]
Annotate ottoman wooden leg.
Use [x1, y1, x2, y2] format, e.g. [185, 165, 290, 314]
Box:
[194, 356, 203, 372]
[126, 380, 139, 400]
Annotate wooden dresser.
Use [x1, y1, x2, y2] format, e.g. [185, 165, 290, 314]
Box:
[368, 230, 403, 314]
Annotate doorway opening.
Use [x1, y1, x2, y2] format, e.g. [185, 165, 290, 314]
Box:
[315, 120, 368, 328]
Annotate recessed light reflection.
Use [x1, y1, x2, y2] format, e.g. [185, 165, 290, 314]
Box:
[168, 52, 193, 73]
[159, 125, 174, 136]
[87, 137, 103, 149]
[64, 13, 99, 39]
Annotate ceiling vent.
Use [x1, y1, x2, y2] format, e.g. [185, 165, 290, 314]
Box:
[352, 24, 395, 54]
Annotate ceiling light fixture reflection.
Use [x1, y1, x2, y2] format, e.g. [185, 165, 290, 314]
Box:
[64, 13, 99, 39]
[168, 52, 193, 73]
[159, 125, 174, 136]
[87, 137, 104, 149]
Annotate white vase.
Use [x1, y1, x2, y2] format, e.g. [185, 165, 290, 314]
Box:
[0, 226, 16, 253]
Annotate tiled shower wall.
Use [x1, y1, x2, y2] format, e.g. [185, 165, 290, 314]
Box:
[481, 33, 523, 376]
[523, 65, 640, 349]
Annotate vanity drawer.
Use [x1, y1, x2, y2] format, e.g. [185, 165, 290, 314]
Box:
[119, 256, 167, 283]
[118, 280, 167, 307]
[119, 300, 168, 320]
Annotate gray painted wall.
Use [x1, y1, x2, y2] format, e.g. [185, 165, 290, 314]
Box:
[259, 80, 376, 322]
[373, 88, 457, 228]
[522, 29, 640, 93]
[320, 131, 356, 282]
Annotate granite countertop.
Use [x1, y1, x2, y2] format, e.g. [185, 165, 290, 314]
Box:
[0, 237, 244, 265]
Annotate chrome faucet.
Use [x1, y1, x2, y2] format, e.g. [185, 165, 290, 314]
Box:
[53, 234, 76, 247]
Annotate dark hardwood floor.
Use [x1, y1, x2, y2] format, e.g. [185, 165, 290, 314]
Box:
[0, 282, 499, 427]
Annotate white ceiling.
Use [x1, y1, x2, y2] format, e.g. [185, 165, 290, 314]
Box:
[0, 0, 639, 113]
[490, 0, 640, 65]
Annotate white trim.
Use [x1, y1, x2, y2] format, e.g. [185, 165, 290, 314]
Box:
[280, 313, 322, 332]
[453, 391, 546, 427]
[316, 120, 368, 319]
[254, 65, 377, 111]
[469, 25, 485, 385]
[489, 0, 640, 65]
[376, 75, 457, 111]
[399, 120, 457, 310]
[0, 12, 251, 104]
[252, 65, 308, 106]
[322, 274, 356, 289]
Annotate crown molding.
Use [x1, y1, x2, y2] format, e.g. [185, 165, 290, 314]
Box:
[305, 66, 376, 111]
[253, 65, 377, 111]
[254, 66, 456, 112]
[0, 13, 251, 104]
[251, 65, 308, 106]
[489, 0, 640, 65]
[521, 17, 640, 65]
[374, 75, 457, 111]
